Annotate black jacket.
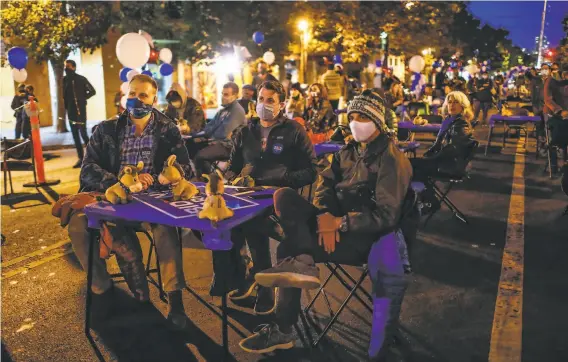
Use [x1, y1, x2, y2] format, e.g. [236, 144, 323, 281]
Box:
[313, 133, 413, 254]
[424, 115, 475, 175]
[80, 110, 192, 192]
[165, 97, 206, 133]
[63, 72, 96, 109]
[474, 78, 493, 103]
[544, 77, 568, 116]
[225, 115, 317, 189]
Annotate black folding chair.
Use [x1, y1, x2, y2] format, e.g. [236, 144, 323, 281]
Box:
[1, 138, 37, 196]
[423, 140, 479, 227]
[303, 262, 372, 347]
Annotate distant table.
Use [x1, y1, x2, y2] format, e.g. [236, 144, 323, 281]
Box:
[485, 114, 541, 155]
[398, 122, 442, 133]
[314, 142, 343, 157]
[84, 184, 275, 359]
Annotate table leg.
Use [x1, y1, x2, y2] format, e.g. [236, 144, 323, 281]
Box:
[85, 230, 95, 336]
[485, 125, 494, 155]
[222, 292, 229, 360]
[503, 123, 507, 149]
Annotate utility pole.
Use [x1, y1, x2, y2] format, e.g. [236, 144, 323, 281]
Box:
[537, 0, 548, 67]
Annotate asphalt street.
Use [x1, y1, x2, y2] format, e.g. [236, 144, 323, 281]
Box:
[1, 125, 568, 362]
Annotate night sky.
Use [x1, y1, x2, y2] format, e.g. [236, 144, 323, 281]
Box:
[469, 1, 567, 50]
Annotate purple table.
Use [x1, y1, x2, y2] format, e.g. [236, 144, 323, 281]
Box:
[398, 121, 441, 133]
[314, 142, 343, 157]
[83, 184, 274, 360]
[485, 114, 540, 155]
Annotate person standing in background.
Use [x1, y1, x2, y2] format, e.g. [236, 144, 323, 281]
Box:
[11, 84, 29, 139]
[321, 63, 344, 110]
[63, 59, 97, 168]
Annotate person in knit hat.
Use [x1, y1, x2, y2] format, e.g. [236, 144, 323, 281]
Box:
[239, 89, 416, 361]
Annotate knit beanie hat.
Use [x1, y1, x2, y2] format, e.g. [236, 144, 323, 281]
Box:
[347, 89, 386, 130]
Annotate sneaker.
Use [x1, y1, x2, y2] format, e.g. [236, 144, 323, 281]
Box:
[255, 255, 320, 290]
[239, 323, 294, 354]
[254, 287, 277, 316]
[228, 279, 258, 301]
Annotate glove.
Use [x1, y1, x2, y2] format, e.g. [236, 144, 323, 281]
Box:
[231, 176, 255, 187]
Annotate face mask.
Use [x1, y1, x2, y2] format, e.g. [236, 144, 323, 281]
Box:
[171, 101, 182, 109]
[259, 69, 267, 75]
[541, 69, 549, 76]
[256, 103, 278, 121]
[126, 97, 154, 119]
[221, 95, 236, 107]
[65, 68, 75, 75]
[349, 120, 377, 142]
[482, 75, 488, 79]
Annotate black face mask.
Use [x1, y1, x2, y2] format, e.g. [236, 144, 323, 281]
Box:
[65, 68, 75, 75]
[259, 69, 267, 75]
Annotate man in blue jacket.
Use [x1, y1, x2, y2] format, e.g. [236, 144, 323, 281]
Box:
[193, 82, 246, 176]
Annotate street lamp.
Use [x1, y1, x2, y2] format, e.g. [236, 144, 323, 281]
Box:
[297, 19, 309, 83]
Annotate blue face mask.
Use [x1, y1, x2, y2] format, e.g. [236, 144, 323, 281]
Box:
[126, 97, 154, 118]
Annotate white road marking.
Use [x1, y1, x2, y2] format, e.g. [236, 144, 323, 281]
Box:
[489, 136, 526, 361]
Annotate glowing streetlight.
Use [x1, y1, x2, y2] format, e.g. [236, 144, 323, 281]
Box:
[405, 1, 415, 10]
[297, 19, 310, 83]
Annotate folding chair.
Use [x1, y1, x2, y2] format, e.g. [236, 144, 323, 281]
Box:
[399, 141, 420, 159]
[1, 138, 37, 196]
[543, 120, 567, 179]
[423, 141, 479, 227]
[85, 225, 166, 337]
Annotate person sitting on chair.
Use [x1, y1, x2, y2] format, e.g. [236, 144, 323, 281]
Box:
[193, 82, 246, 176]
[210, 80, 317, 316]
[165, 82, 205, 135]
[74, 74, 192, 329]
[544, 64, 568, 174]
[238, 89, 415, 361]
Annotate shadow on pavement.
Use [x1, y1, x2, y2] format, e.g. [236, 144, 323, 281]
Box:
[1, 191, 49, 209]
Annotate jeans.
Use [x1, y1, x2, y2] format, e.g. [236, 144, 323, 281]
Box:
[547, 115, 568, 170]
[15, 115, 31, 139]
[194, 141, 231, 177]
[271, 188, 408, 358]
[473, 100, 492, 124]
[68, 212, 186, 295]
[67, 104, 89, 160]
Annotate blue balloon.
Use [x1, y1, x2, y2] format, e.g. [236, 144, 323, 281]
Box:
[252, 31, 264, 45]
[333, 55, 343, 64]
[119, 67, 131, 82]
[159, 63, 174, 76]
[8, 47, 28, 70]
[375, 60, 382, 68]
[450, 61, 457, 68]
[142, 70, 153, 77]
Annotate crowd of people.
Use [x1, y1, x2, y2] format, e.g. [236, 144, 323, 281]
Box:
[29, 54, 567, 361]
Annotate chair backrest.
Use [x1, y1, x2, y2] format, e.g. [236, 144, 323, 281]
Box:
[407, 102, 430, 118]
[422, 114, 443, 124]
[2, 138, 32, 160]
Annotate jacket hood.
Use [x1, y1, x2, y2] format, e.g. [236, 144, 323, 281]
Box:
[166, 83, 188, 107]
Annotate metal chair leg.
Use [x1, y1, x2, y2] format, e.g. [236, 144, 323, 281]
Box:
[304, 264, 339, 313]
[328, 265, 373, 313]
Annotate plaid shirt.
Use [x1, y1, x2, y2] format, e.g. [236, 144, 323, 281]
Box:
[120, 116, 155, 174]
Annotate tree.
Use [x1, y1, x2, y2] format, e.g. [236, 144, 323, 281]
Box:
[555, 15, 568, 65]
[1, 0, 112, 132]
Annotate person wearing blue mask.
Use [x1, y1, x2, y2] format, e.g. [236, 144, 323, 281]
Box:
[70, 74, 192, 329]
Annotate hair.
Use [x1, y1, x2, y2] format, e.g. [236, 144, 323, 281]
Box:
[223, 82, 239, 96]
[308, 82, 328, 100]
[442, 91, 474, 123]
[290, 82, 305, 97]
[258, 60, 267, 67]
[25, 85, 34, 93]
[65, 59, 77, 68]
[258, 80, 286, 102]
[130, 74, 158, 91]
[552, 62, 560, 68]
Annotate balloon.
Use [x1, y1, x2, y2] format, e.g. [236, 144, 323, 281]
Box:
[120, 95, 128, 110]
[8, 47, 28, 70]
[333, 54, 343, 64]
[408, 55, 425, 73]
[263, 51, 275, 65]
[466, 64, 479, 75]
[138, 30, 154, 48]
[159, 48, 173, 64]
[159, 63, 174, 76]
[126, 69, 140, 81]
[12, 68, 27, 83]
[252, 31, 264, 45]
[375, 60, 382, 68]
[119, 67, 131, 82]
[116, 32, 151, 69]
[120, 82, 129, 95]
[142, 70, 153, 77]
[148, 49, 159, 64]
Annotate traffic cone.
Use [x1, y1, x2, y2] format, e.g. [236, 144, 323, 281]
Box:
[23, 97, 60, 188]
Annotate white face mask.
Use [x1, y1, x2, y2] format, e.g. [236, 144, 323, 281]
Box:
[349, 120, 377, 142]
[541, 69, 550, 76]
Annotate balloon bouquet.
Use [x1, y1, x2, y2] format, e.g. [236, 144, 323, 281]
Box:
[8, 47, 29, 83]
[115, 30, 175, 110]
[252, 31, 278, 75]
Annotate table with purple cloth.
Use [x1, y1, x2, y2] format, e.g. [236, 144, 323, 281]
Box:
[485, 114, 541, 155]
[314, 142, 343, 157]
[397, 122, 442, 133]
[83, 183, 275, 359]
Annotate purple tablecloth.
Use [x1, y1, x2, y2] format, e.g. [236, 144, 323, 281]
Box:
[84, 184, 274, 250]
[398, 122, 441, 133]
[314, 142, 343, 157]
[489, 115, 540, 127]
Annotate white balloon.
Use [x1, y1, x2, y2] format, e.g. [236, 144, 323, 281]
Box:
[12, 68, 27, 83]
[408, 55, 425, 73]
[138, 30, 154, 48]
[159, 48, 173, 64]
[126, 69, 140, 81]
[116, 32, 151, 69]
[263, 51, 276, 65]
[120, 95, 128, 110]
[120, 82, 130, 95]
